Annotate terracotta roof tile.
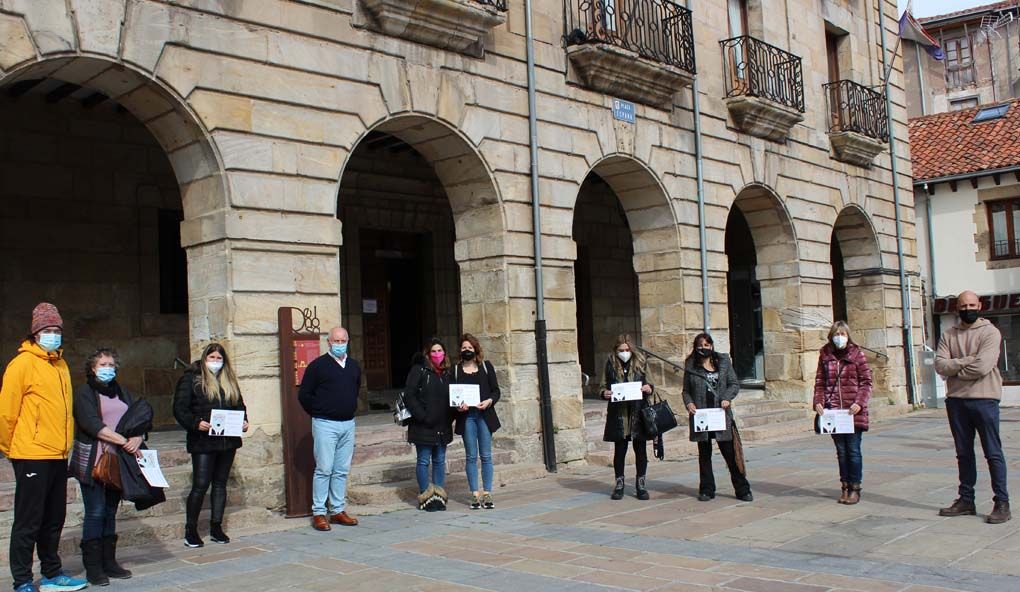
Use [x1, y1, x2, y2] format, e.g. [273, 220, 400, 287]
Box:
[909, 98, 1020, 181]
[919, 1, 1016, 23]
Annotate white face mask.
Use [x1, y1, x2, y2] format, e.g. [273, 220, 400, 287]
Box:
[206, 361, 224, 374]
[832, 336, 848, 350]
[617, 351, 632, 363]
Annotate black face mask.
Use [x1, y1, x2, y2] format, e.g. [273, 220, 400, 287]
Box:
[696, 348, 713, 358]
[460, 350, 476, 361]
[959, 309, 980, 324]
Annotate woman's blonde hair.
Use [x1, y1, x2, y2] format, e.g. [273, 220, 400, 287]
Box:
[827, 321, 853, 347]
[609, 333, 646, 380]
[195, 343, 242, 405]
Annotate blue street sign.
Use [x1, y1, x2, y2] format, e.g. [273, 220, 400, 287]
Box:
[612, 99, 635, 124]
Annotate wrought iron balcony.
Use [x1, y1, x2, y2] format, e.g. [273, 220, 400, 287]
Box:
[823, 79, 888, 166]
[563, 0, 696, 108]
[721, 35, 804, 112]
[824, 79, 888, 141]
[475, 0, 508, 9]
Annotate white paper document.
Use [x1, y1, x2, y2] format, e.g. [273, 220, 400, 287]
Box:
[693, 408, 727, 432]
[819, 409, 855, 434]
[137, 449, 169, 488]
[450, 384, 481, 407]
[610, 381, 644, 402]
[208, 409, 245, 437]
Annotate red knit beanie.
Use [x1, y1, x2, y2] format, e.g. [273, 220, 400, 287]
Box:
[31, 303, 63, 334]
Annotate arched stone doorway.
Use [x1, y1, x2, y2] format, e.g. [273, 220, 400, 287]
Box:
[336, 115, 505, 411]
[725, 184, 800, 394]
[0, 56, 227, 426]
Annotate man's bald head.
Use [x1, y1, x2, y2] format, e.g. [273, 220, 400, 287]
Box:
[958, 291, 981, 310]
[328, 327, 349, 344]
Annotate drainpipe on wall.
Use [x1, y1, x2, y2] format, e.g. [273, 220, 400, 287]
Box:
[878, 0, 918, 406]
[685, 0, 710, 334]
[524, 0, 557, 472]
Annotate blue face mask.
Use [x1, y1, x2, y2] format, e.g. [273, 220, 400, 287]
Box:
[37, 333, 61, 352]
[95, 367, 116, 383]
[330, 343, 348, 358]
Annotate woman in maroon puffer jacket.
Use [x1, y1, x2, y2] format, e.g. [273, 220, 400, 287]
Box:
[813, 321, 872, 505]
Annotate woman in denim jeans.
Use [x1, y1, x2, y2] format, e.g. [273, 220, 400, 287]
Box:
[404, 339, 455, 511]
[71, 348, 141, 586]
[452, 334, 501, 509]
[813, 321, 872, 505]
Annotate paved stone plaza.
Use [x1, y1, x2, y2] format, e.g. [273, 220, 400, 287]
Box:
[9, 408, 1018, 592]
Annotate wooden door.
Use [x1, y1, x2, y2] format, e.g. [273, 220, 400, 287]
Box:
[360, 231, 391, 390]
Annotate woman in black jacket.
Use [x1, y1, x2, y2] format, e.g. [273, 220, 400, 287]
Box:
[404, 338, 454, 511]
[682, 332, 751, 502]
[601, 334, 654, 501]
[173, 343, 248, 548]
[70, 348, 140, 585]
[451, 333, 501, 509]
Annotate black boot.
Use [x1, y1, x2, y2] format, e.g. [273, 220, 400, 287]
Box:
[101, 535, 132, 579]
[184, 524, 204, 548]
[610, 476, 625, 500]
[635, 476, 649, 501]
[81, 538, 109, 586]
[210, 522, 230, 544]
[938, 498, 976, 517]
[987, 501, 1012, 524]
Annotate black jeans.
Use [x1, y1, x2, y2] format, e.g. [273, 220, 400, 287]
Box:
[698, 439, 751, 497]
[9, 459, 67, 587]
[186, 449, 236, 527]
[80, 480, 121, 541]
[613, 439, 648, 478]
[946, 398, 1009, 503]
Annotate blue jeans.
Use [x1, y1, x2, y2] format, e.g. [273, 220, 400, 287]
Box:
[831, 431, 863, 484]
[80, 480, 120, 541]
[946, 398, 1009, 503]
[462, 411, 493, 493]
[311, 417, 356, 515]
[415, 444, 447, 492]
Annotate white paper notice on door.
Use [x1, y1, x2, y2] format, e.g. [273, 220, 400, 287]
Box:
[693, 408, 727, 432]
[209, 409, 245, 437]
[610, 381, 643, 402]
[819, 409, 855, 434]
[137, 449, 169, 488]
[449, 384, 481, 407]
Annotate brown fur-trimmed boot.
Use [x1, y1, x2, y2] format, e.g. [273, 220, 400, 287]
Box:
[838, 482, 849, 504]
[845, 483, 861, 505]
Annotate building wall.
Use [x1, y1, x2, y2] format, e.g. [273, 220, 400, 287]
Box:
[0, 93, 188, 427]
[0, 0, 921, 507]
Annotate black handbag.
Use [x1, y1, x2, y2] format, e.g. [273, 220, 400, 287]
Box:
[640, 393, 678, 439]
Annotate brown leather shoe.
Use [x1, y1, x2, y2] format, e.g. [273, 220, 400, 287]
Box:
[331, 511, 358, 526]
[838, 482, 849, 504]
[845, 483, 861, 505]
[312, 515, 331, 531]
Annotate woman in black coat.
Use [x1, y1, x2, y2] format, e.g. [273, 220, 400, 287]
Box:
[451, 333, 501, 510]
[601, 334, 654, 501]
[682, 332, 752, 502]
[173, 343, 248, 548]
[70, 348, 140, 585]
[404, 338, 454, 511]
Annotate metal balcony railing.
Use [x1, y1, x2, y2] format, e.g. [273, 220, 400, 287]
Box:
[475, 0, 508, 11]
[720, 35, 805, 112]
[823, 79, 888, 142]
[564, 0, 697, 74]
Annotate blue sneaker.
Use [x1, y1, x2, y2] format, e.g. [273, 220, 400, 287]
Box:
[14, 582, 38, 592]
[38, 573, 87, 592]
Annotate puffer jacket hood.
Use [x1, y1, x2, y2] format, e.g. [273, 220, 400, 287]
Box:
[0, 340, 74, 459]
[813, 343, 872, 431]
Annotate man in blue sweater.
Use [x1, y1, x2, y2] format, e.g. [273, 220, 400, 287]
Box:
[298, 326, 362, 531]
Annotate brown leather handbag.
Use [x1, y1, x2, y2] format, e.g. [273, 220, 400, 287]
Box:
[91, 395, 122, 490]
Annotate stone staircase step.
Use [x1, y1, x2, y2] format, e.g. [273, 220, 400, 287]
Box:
[738, 419, 813, 442]
[350, 449, 514, 486]
[347, 462, 548, 508]
[735, 409, 812, 429]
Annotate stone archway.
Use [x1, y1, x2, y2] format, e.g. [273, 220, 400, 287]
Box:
[725, 184, 802, 397]
[0, 56, 228, 424]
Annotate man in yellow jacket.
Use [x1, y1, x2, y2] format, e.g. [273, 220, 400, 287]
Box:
[0, 303, 87, 592]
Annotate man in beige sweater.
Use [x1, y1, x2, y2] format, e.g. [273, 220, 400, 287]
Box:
[934, 290, 1010, 524]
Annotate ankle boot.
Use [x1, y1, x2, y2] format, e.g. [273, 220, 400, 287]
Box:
[938, 497, 976, 517]
[845, 483, 861, 505]
[838, 482, 849, 504]
[610, 476, 625, 500]
[635, 475, 649, 501]
[184, 524, 204, 548]
[210, 522, 230, 544]
[81, 538, 109, 586]
[101, 535, 131, 579]
[987, 501, 1012, 524]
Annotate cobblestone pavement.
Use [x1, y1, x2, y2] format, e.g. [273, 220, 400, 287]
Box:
[8, 409, 1020, 591]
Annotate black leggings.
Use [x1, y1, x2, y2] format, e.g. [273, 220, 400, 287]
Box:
[613, 439, 648, 478]
[186, 449, 236, 527]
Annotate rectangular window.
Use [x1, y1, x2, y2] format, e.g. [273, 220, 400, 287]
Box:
[988, 198, 1020, 260]
[158, 208, 189, 314]
[728, 0, 748, 37]
[944, 36, 975, 88]
[987, 315, 1020, 385]
[950, 97, 978, 110]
